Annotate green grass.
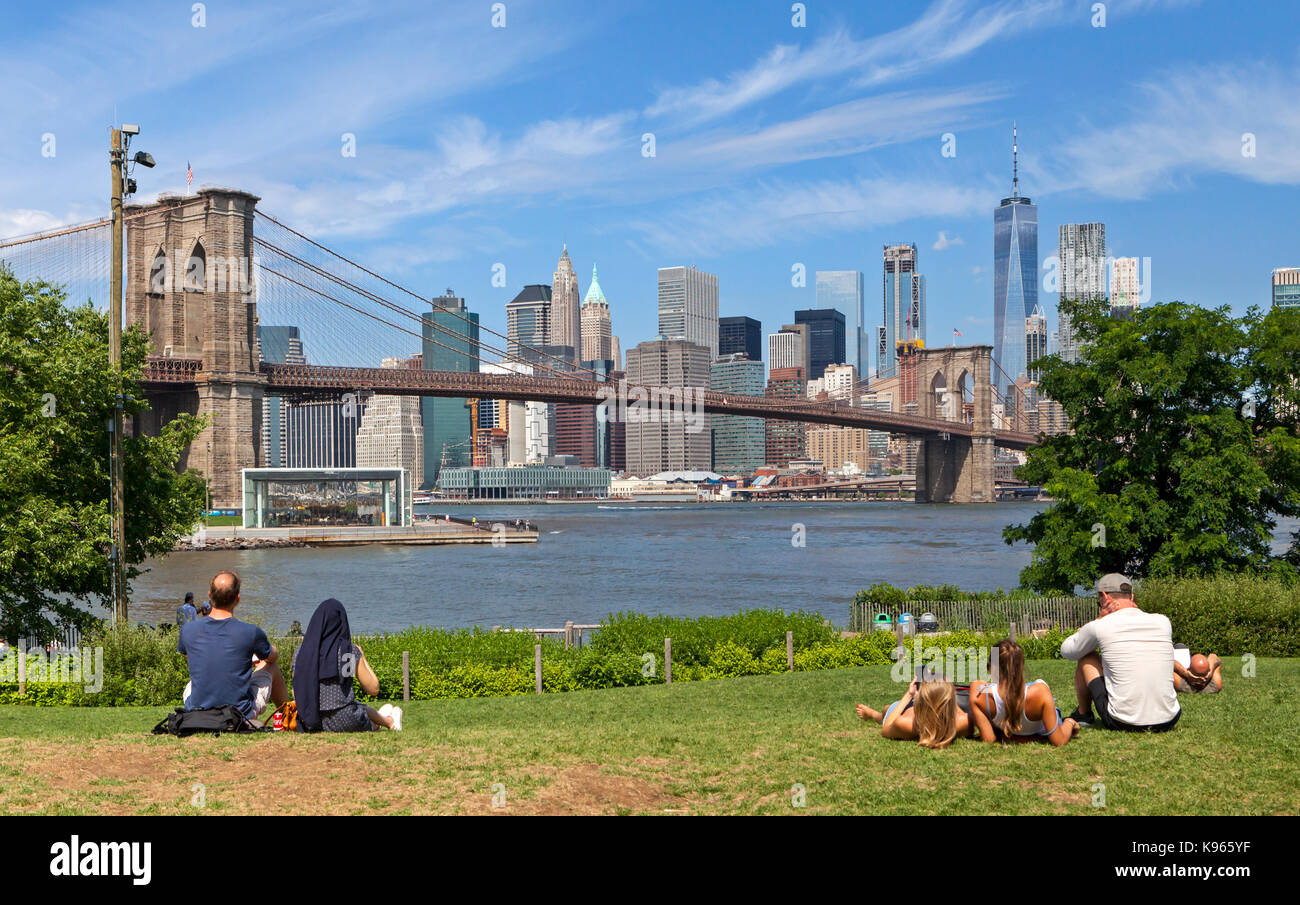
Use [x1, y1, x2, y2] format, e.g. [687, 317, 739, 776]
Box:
[201, 515, 242, 527]
[0, 658, 1295, 815]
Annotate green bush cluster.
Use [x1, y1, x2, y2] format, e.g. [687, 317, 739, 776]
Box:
[2, 575, 1292, 707]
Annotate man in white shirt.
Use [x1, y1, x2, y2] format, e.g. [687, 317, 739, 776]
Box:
[1060, 573, 1181, 732]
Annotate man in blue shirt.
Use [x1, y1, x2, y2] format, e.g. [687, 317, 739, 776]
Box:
[177, 571, 287, 725]
[176, 592, 198, 626]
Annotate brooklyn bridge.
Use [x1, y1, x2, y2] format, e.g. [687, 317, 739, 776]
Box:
[1, 187, 1039, 507]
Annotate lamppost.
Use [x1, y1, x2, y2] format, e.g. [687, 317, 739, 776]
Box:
[108, 124, 155, 623]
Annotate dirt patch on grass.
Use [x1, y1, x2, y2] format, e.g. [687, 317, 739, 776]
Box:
[0, 738, 691, 816]
[0, 737, 480, 815]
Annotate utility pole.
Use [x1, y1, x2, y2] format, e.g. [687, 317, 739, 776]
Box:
[108, 128, 128, 623]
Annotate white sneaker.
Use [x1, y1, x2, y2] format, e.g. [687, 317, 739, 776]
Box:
[389, 705, 403, 731]
[378, 703, 393, 718]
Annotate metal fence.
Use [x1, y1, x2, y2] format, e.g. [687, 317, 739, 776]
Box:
[849, 596, 1095, 635]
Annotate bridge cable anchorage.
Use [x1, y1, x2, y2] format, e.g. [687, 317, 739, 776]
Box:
[255, 211, 601, 381]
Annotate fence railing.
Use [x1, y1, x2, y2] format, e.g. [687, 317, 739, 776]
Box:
[849, 596, 1095, 635]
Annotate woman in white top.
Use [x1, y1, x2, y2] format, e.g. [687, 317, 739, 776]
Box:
[970, 640, 1078, 746]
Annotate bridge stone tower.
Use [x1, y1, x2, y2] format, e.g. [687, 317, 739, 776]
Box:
[912, 344, 995, 503]
[125, 188, 264, 509]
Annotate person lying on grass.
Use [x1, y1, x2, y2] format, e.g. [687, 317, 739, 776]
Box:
[856, 678, 974, 749]
[179, 570, 289, 728]
[292, 598, 402, 732]
[968, 640, 1078, 746]
[1173, 645, 1223, 694]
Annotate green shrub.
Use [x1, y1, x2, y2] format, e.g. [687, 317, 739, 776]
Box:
[1136, 575, 1300, 656]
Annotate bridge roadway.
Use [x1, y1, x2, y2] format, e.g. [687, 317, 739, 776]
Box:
[140, 357, 1038, 450]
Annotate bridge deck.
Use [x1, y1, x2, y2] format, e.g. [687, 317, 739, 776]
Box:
[139, 357, 1038, 450]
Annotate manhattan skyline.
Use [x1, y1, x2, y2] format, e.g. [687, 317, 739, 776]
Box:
[2, 0, 1298, 365]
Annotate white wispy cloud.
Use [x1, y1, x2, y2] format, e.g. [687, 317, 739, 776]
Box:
[933, 231, 965, 250]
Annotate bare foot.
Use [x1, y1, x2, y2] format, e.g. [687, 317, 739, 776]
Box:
[856, 703, 883, 723]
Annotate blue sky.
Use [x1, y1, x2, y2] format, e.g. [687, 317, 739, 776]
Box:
[3, 0, 1298, 371]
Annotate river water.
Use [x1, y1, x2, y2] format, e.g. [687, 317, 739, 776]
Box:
[127, 503, 1300, 635]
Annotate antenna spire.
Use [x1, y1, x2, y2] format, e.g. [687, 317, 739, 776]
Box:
[1012, 121, 1019, 199]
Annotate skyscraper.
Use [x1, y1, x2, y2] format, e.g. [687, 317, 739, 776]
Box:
[506, 284, 552, 359]
[1273, 267, 1300, 309]
[1026, 306, 1048, 383]
[880, 244, 926, 378]
[709, 353, 766, 474]
[768, 324, 807, 372]
[993, 124, 1038, 401]
[816, 271, 865, 375]
[794, 308, 846, 381]
[1110, 257, 1143, 318]
[580, 264, 613, 362]
[1057, 222, 1106, 363]
[256, 324, 305, 468]
[422, 288, 479, 485]
[356, 356, 424, 489]
[658, 265, 719, 358]
[623, 339, 712, 476]
[551, 245, 581, 353]
[719, 315, 762, 361]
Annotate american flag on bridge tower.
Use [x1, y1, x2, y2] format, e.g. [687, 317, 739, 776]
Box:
[186, 162, 193, 187]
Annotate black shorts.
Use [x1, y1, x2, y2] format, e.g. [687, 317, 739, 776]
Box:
[1087, 677, 1181, 732]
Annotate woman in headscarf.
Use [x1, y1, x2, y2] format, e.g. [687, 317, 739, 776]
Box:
[292, 599, 402, 732]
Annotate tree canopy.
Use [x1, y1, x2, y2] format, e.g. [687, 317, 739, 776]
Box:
[0, 267, 206, 640]
[1005, 296, 1300, 593]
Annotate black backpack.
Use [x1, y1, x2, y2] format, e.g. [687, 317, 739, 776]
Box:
[151, 705, 269, 737]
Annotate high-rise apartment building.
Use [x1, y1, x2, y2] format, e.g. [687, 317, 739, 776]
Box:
[658, 265, 719, 358]
[356, 356, 424, 489]
[794, 308, 846, 381]
[421, 288, 478, 485]
[764, 366, 807, 467]
[623, 339, 712, 476]
[719, 315, 762, 361]
[551, 245, 581, 354]
[807, 427, 874, 472]
[580, 264, 613, 362]
[993, 124, 1038, 402]
[1057, 222, 1106, 363]
[880, 244, 926, 378]
[816, 271, 865, 376]
[505, 284, 552, 359]
[1273, 267, 1300, 309]
[709, 353, 766, 474]
[1111, 257, 1142, 317]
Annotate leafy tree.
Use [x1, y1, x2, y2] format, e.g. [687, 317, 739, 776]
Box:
[0, 267, 206, 641]
[1005, 296, 1300, 593]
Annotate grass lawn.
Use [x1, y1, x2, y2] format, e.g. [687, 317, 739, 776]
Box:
[0, 658, 1296, 815]
[201, 515, 242, 527]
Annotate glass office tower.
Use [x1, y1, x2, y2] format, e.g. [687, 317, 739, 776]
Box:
[993, 125, 1038, 402]
[816, 271, 865, 376]
[421, 288, 479, 486]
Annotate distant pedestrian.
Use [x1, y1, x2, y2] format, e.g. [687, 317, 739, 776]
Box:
[176, 592, 199, 626]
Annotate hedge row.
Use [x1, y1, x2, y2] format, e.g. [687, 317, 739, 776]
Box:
[2, 574, 1293, 706]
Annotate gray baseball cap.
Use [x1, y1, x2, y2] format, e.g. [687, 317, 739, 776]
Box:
[1095, 573, 1133, 594]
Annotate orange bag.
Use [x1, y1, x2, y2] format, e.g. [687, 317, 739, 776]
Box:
[273, 701, 298, 731]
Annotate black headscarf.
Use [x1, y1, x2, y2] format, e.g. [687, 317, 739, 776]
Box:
[292, 598, 352, 731]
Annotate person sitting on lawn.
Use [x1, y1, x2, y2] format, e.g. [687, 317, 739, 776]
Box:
[292, 598, 401, 732]
[1173, 644, 1223, 694]
[969, 639, 1078, 746]
[856, 678, 973, 748]
[1060, 573, 1181, 732]
[178, 570, 288, 726]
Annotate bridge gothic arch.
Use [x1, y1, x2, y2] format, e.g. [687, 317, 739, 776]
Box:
[911, 344, 995, 503]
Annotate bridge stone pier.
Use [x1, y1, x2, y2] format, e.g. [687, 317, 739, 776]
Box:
[126, 188, 264, 509]
[912, 344, 995, 503]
